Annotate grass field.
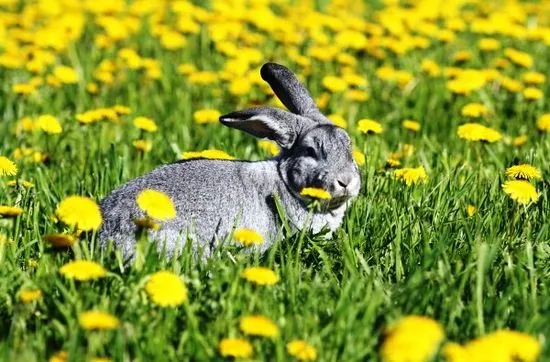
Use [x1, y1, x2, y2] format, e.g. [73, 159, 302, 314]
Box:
[0, 0, 549, 361]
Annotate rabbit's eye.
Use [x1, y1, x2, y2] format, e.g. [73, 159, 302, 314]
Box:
[304, 146, 317, 159]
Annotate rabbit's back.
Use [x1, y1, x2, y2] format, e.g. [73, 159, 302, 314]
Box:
[99, 159, 282, 258]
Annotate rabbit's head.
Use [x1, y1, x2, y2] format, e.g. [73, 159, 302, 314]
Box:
[220, 63, 361, 209]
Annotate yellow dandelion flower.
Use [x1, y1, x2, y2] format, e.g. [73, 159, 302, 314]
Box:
[53, 66, 78, 84]
[0, 205, 24, 218]
[523, 87, 543, 100]
[46, 75, 61, 88]
[27, 258, 38, 269]
[79, 311, 120, 330]
[300, 187, 331, 200]
[19, 289, 42, 303]
[0, 156, 17, 176]
[444, 330, 541, 362]
[441, 342, 468, 362]
[12, 83, 37, 95]
[234, 228, 264, 246]
[394, 166, 428, 186]
[229, 78, 252, 96]
[513, 135, 528, 146]
[386, 158, 401, 168]
[44, 233, 76, 248]
[500, 76, 523, 93]
[502, 180, 539, 205]
[160, 31, 186, 50]
[177, 63, 196, 75]
[316, 93, 330, 109]
[482, 68, 501, 81]
[421, 59, 441, 77]
[188, 71, 217, 85]
[457, 123, 502, 143]
[136, 189, 176, 221]
[31, 151, 47, 164]
[480, 330, 541, 362]
[49, 351, 68, 362]
[113, 105, 131, 115]
[180, 149, 235, 160]
[218, 338, 253, 358]
[90, 358, 111, 362]
[59, 260, 107, 281]
[494, 57, 510, 69]
[380, 316, 444, 362]
[446, 70, 486, 95]
[133, 116, 158, 132]
[467, 205, 476, 217]
[342, 73, 365, 88]
[0, 234, 14, 244]
[287, 340, 318, 361]
[504, 48, 533, 68]
[193, 109, 221, 124]
[327, 114, 347, 128]
[239, 315, 280, 338]
[537, 114, 550, 132]
[345, 89, 369, 102]
[505, 164, 542, 180]
[241, 266, 279, 286]
[402, 120, 421, 132]
[452, 50, 473, 63]
[352, 148, 366, 166]
[461, 103, 489, 118]
[395, 144, 414, 158]
[358, 119, 383, 134]
[322, 75, 347, 93]
[145, 271, 188, 307]
[133, 140, 152, 152]
[478, 38, 500, 52]
[86, 83, 99, 94]
[15, 117, 36, 133]
[36, 115, 63, 134]
[258, 140, 280, 156]
[522, 71, 546, 85]
[55, 196, 102, 231]
[76, 110, 102, 125]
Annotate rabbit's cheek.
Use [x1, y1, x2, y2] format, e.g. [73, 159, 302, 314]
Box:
[289, 167, 306, 189]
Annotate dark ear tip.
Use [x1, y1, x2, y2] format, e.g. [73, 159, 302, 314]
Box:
[219, 112, 233, 124]
[260, 62, 289, 81]
[219, 108, 261, 124]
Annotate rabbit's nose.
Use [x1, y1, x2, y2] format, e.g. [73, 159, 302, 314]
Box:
[335, 174, 353, 189]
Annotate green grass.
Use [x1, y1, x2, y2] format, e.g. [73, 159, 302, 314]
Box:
[1, 1, 550, 361]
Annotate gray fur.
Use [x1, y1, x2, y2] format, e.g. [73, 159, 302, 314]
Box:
[99, 63, 361, 259]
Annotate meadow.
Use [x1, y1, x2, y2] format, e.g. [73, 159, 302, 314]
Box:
[0, 0, 549, 361]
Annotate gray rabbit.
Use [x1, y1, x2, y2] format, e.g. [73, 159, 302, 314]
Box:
[99, 63, 361, 259]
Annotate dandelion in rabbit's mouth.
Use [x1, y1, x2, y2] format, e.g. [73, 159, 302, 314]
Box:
[300, 187, 332, 200]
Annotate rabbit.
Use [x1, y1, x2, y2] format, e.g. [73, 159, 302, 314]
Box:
[99, 63, 361, 259]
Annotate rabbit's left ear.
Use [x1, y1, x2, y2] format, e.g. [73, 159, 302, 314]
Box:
[261, 63, 325, 122]
[220, 106, 311, 149]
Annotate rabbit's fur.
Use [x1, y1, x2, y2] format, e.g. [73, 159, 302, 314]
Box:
[99, 63, 361, 259]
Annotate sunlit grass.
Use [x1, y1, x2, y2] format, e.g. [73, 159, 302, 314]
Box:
[0, 0, 549, 361]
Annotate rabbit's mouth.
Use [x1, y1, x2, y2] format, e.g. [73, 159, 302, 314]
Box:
[325, 195, 351, 210]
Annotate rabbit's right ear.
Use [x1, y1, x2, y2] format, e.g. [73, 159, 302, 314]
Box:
[220, 106, 310, 149]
